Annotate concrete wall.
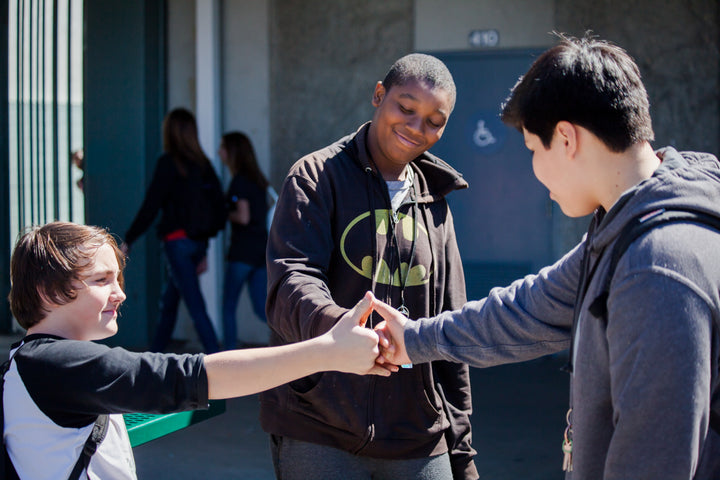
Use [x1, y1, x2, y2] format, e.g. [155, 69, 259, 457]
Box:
[415, 0, 555, 50]
[268, 0, 413, 184]
[167, 0, 196, 112]
[550, 0, 720, 256]
[556, 0, 719, 155]
[221, 0, 271, 180]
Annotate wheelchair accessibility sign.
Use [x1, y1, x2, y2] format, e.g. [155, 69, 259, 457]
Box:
[466, 110, 506, 155]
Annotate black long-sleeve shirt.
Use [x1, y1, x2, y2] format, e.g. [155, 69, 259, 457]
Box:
[4, 334, 208, 479]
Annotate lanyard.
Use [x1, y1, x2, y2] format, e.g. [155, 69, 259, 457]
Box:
[390, 186, 418, 316]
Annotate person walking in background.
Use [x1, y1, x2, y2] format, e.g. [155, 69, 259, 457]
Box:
[219, 131, 270, 349]
[122, 108, 226, 354]
[262, 54, 477, 479]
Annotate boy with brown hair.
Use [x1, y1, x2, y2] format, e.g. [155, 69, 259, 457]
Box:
[3, 221, 394, 479]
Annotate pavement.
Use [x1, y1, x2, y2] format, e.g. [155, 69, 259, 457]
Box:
[0, 333, 570, 479]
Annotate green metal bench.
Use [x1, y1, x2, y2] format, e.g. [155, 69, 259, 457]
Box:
[124, 400, 226, 447]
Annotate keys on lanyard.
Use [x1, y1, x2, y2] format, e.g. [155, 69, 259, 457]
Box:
[562, 407, 573, 472]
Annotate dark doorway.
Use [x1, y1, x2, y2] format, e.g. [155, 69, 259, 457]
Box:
[431, 49, 549, 299]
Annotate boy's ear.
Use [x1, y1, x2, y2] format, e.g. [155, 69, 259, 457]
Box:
[372, 81, 386, 107]
[556, 121, 578, 158]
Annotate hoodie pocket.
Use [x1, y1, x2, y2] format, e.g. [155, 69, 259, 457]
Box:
[372, 364, 444, 440]
[286, 371, 371, 434]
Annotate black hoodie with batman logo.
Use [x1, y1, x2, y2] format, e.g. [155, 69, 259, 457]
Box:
[260, 122, 477, 479]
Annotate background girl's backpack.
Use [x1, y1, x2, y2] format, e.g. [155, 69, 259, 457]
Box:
[182, 165, 228, 240]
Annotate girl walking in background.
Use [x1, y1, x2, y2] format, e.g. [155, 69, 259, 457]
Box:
[123, 108, 225, 353]
[219, 132, 270, 349]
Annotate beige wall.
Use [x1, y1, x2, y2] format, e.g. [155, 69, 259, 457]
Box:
[415, 0, 555, 51]
[167, 0, 196, 112]
[221, 0, 271, 179]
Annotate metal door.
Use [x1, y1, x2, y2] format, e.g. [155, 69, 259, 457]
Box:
[431, 50, 550, 298]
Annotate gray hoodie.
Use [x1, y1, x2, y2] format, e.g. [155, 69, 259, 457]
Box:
[405, 147, 720, 479]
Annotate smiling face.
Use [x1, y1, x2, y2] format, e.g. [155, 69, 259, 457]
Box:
[46, 243, 127, 341]
[367, 79, 453, 180]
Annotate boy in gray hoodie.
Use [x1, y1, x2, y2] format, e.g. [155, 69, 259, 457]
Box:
[374, 34, 720, 479]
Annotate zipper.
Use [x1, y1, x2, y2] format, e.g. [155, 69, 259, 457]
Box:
[354, 376, 376, 454]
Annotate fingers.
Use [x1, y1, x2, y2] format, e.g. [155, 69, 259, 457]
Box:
[365, 363, 398, 376]
[337, 292, 413, 375]
[375, 325, 392, 349]
[350, 291, 375, 328]
[370, 295, 398, 320]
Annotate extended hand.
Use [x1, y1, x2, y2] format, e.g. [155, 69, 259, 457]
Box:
[326, 292, 398, 376]
[371, 295, 412, 366]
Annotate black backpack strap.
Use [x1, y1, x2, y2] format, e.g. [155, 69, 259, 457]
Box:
[2, 341, 109, 480]
[1, 357, 20, 479]
[588, 208, 720, 320]
[67, 414, 109, 480]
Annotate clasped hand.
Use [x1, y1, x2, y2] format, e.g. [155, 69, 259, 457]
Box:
[329, 292, 411, 376]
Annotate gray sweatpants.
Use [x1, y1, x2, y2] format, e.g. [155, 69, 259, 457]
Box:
[270, 435, 453, 480]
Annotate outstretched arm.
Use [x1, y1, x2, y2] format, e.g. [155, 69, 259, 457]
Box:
[204, 292, 398, 399]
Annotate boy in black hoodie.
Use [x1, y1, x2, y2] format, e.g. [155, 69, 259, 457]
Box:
[261, 54, 477, 479]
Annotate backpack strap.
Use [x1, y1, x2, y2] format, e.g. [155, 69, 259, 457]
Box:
[585, 207, 720, 436]
[588, 208, 720, 320]
[1, 357, 20, 479]
[1, 341, 110, 480]
[67, 414, 109, 480]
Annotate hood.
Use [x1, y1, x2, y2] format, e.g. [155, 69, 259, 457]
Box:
[345, 122, 468, 201]
[589, 147, 720, 253]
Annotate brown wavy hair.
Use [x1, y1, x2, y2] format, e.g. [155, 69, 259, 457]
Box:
[9, 222, 125, 329]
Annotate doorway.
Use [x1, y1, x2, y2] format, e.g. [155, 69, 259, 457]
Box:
[431, 49, 549, 299]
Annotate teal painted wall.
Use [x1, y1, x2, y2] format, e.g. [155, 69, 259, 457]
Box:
[0, 0, 10, 332]
[84, 0, 165, 347]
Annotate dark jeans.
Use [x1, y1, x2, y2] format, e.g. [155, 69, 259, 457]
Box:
[151, 237, 220, 353]
[222, 260, 267, 349]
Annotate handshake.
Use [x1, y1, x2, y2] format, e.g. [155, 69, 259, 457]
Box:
[323, 291, 414, 377]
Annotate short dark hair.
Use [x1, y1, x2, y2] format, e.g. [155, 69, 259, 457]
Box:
[501, 33, 654, 152]
[9, 222, 125, 329]
[382, 53, 457, 111]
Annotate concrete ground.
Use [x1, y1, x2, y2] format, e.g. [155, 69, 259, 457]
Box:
[133, 354, 570, 480]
